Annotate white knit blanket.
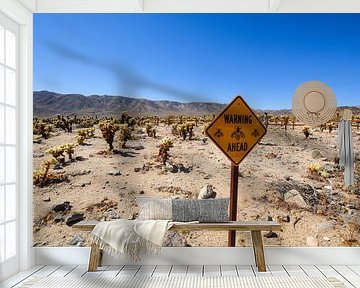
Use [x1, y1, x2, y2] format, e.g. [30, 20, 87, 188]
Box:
[91, 219, 172, 261]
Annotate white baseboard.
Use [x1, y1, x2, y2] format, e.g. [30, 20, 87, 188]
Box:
[35, 247, 360, 266]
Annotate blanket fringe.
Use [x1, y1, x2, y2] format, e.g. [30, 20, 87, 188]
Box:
[91, 230, 162, 262]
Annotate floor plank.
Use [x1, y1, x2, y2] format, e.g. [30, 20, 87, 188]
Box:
[203, 265, 221, 277]
[349, 266, 360, 276]
[136, 265, 156, 277]
[82, 266, 108, 278]
[283, 265, 307, 277]
[267, 265, 289, 277]
[66, 265, 88, 277]
[300, 265, 324, 277]
[101, 265, 124, 277]
[32, 265, 61, 277]
[186, 265, 203, 277]
[169, 265, 187, 277]
[236, 265, 255, 277]
[252, 265, 272, 277]
[152, 265, 172, 277]
[316, 265, 353, 288]
[49, 266, 76, 277]
[221, 265, 238, 277]
[117, 265, 140, 277]
[332, 266, 360, 288]
[0, 266, 45, 288]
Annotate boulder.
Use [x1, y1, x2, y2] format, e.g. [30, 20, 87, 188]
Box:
[284, 190, 309, 209]
[65, 213, 84, 226]
[198, 185, 216, 199]
[52, 201, 72, 213]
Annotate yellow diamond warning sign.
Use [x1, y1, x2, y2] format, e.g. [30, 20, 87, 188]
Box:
[206, 96, 267, 166]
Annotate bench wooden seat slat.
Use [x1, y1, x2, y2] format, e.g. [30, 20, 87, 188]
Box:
[72, 220, 281, 273]
[72, 220, 281, 232]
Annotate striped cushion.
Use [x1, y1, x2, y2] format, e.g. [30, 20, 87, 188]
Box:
[136, 197, 229, 223]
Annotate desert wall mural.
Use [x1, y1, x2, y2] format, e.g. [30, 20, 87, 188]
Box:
[33, 14, 360, 247]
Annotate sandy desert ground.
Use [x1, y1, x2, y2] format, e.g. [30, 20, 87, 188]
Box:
[33, 119, 360, 248]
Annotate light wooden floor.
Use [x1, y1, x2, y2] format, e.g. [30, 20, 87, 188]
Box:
[1, 265, 360, 288]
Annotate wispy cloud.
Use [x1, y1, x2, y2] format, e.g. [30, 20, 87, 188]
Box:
[45, 41, 208, 103]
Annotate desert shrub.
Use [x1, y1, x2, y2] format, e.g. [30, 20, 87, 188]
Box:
[186, 122, 195, 140]
[46, 143, 77, 163]
[99, 120, 119, 150]
[290, 115, 296, 130]
[33, 157, 64, 187]
[158, 138, 173, 165]
[76, 128, 95, 145]
[55, 115, 73, 132]
[177, 124, 187, 140]
[33, 121, 53, 139]
[118, 124, 133, 148]
[145, 123, 156, 137]
[302, 125, 311, 139]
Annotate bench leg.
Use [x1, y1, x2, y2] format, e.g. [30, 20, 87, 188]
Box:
[88, 243, 102, 272]
[251, 231, 266, 272]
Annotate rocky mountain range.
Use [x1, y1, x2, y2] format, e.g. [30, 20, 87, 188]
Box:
[33, 91, 360, 117]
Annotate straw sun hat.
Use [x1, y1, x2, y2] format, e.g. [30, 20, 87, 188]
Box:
[292, 81, 337, 127]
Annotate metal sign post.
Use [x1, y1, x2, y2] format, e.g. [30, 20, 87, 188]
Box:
[206, 96, 266, 247]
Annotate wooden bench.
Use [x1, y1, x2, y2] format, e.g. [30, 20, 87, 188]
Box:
[72, 220, 281, 273]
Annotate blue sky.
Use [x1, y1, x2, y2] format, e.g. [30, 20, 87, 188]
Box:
[34, 14, 360, 109]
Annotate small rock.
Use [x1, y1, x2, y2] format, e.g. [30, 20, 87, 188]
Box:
[108, 170, 121, 176]
[284, 190, 309, 209]
[354, 189, 360, 196]
[323, 237, 330, 241]
[43, 197, 51, 202]
[33, 153, 44, 158]
[204, 174, 212, 180]
[53, 163, 62, 170]
[69, 235, 84, 245]
[306, 236, 319, 247]
[134, 167, 141, 172]
[139, 190, 145, 195]
[165, 162, 177, 173]
[311, 150, 322, 159]
[75, 156, 86, 161]
[264, 231, 278, 238]
[198, 185, 216, 199]
[65, 213, 84, 226]
[277, 215, 290, 223]
[284, 175, 292, 181]
[52, 201, 72, 213]
[142, 164, 150, 171]
[104, 208, 121, 220]
[53, 215, 64, 223]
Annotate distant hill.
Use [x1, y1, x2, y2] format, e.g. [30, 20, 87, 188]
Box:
[33, 91, 360, 118]
[33, 91, 226, 117]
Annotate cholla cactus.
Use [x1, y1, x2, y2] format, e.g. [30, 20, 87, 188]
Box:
[290, 115, 296, 130]
[186, 122, 195, 140]
[47, 143, 76, 163]
[55, 115, 73, 132]
[33, 121, 53, 139]
[47, 146, 66, 164]
[177, 124, 187, 140]
[61, 143, 76, 160]
[118, 124, 133, 148]
[283, 116, 289, 134]
[99, 120, 119, 150]
[76, 128, 95, 145]
[33, 157, 58, 187]
[302, 125, 311, 139]
[158, 138, 173, 165]
[145, 123, 154, 137]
